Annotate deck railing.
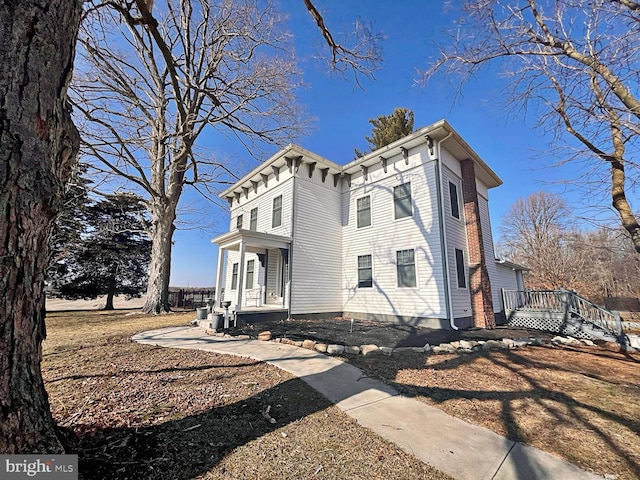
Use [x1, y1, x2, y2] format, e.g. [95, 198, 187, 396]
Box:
[502, 288, 626, 338]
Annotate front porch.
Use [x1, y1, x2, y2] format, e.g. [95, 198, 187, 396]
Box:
[212, 229, 292, 317]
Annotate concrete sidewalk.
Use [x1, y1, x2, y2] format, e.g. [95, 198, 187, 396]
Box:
[133, 326, 603, 480]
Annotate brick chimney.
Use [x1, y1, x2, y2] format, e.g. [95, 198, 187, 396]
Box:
[460, 159, 495, 328]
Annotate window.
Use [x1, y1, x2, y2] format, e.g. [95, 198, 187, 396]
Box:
[272, 195, 282, 228]
[396, 249, 416, 288]
[245, 259, 255, 289]
[357, 255, 373, 288]
[455, 248, 466, 288]
[231, 263, 239, 290]
[449, 182, 460, 218]
[356, 196, 371, 228]
[394, 182, 412, 219]
[449, 181, 460, 219]
[249, 207, 258, 231]
[236, 214, 243, 230]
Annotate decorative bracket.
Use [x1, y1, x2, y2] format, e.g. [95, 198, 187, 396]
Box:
[400, 147, 409, 165]
[321, 168, 329, 183]
[361, 165, 368, 181]
[251, 180, 258, 193]
[242, 187, 249, 199]
[261, 173, 269, 187]
[380, 156, 387, 173]
[272, 165, 280, 181]
[308, 161, 316, 178]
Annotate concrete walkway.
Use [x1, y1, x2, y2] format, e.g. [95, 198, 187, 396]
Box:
[133, 326, 603, 480]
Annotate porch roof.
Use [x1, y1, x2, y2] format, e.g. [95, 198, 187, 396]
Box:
[211, 229, 292, 252]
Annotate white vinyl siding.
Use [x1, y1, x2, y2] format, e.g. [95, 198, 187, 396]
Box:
[442, 165, 472, 318]
[342, 145, 446, 319]
[493, 262, 520, 313]
[290, 174, 343, 314]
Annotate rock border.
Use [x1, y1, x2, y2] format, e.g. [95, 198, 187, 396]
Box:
[199, 324, 634, 356]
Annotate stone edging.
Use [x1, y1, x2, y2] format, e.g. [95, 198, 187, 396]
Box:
[201, 325, 610, 357]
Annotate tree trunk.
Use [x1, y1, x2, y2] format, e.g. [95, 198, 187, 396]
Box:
[0, 0, 81, 453]
[104, 286, 115, 311]
[142, 200, 177, 314]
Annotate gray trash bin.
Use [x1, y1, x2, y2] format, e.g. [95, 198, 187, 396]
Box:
[211, 314, 222, 330]
[196, 307, 208, 320]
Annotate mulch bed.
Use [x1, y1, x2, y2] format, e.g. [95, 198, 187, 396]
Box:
[234, 317, 557, 348]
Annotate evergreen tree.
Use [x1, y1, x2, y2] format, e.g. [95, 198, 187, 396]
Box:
[50, 192, 151, 310]
[354, 107, 414, 158]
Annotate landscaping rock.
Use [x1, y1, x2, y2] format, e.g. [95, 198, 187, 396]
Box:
[393, 347, 417, 355]
[344, 345, 361, 355]
[459, 340, 477, 350]
[361, 344, 382, 356]
[628, 335, 640, 350]
[411, 347, 425, 353]
[327, 344, 345, 355]
[379, 346, 393, 356]
[581, 339, 595, 346]
[292, 341, 303, 347]
[432, 344, 456, 354]
[302, 339, 316, 350]
[315, 343, 328, 353]
[483, 340, 505, 350]
[502, 338, 516, 349]
[449, 341, 461, 349]
[423, 343, 432, 353]
[237, 335, 250, 340]
[258, 331, 272, 341]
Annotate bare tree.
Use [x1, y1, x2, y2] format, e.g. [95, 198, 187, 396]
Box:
[0, 0, 82, 453]
[500, 192, 585, 288]
[424, 0, 640, 253]
[73, 0, 309, 313]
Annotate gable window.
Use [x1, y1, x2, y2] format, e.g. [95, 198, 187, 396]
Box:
[449, 181, 460, 219]
[396, 249, 416, 288]
[231, 263, 239, 290]
[245, 259, 255, 289]
[356, 196, 371, 228]
[455, 248, 467, 288]
[394, 182, 412, 219]
[250, 207, 258, 231]
[272, 195, 282, 228]
[236, 214, 243, 230]
[357, 254, 373, 288]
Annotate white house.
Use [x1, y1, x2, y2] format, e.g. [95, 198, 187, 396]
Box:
[211, 119, 524, 329]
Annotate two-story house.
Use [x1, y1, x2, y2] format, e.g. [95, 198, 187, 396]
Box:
[211, 119, 524, 329]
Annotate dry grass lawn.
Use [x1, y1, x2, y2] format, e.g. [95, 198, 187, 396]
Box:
[349, 344, 640, 480]
[42, 310, 448, 479]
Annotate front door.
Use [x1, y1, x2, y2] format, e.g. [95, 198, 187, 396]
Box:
[265, 249, 284, 305]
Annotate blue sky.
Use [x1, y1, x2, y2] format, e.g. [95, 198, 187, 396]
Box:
[168, 0, 595, 286]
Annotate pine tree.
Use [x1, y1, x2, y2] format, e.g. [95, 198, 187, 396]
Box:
[354, 107, 414, 158]
[49, 191, 151, 310]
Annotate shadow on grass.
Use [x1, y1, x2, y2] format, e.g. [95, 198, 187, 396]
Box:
[357, 347, 640, 477]
[60, 375, 333, 480]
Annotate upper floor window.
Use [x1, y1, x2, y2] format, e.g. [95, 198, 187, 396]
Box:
[356, 196, 371, 228]
[236, 214, 243, 230]
[455, 248, 467, 288]
[250, 207, 258, 231]
[394, 182, 412, 219]
[449, 181, 460, 219]
[231, 263, 239, 290]
[396, 249, 416, 288]
[357, 254, 373, 288]
[272, 195, 282, 228]
[245, 259, 255, 289]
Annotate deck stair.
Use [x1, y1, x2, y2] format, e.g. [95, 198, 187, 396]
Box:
[502, 289, 634, 347]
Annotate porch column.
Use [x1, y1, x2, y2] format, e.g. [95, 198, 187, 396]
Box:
[214, 247, 225, 308]
[235, 239, 246, 311]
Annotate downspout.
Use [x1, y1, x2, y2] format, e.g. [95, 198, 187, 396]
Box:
[287, 172, 296, 318]
[435, 131, 457, 330]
